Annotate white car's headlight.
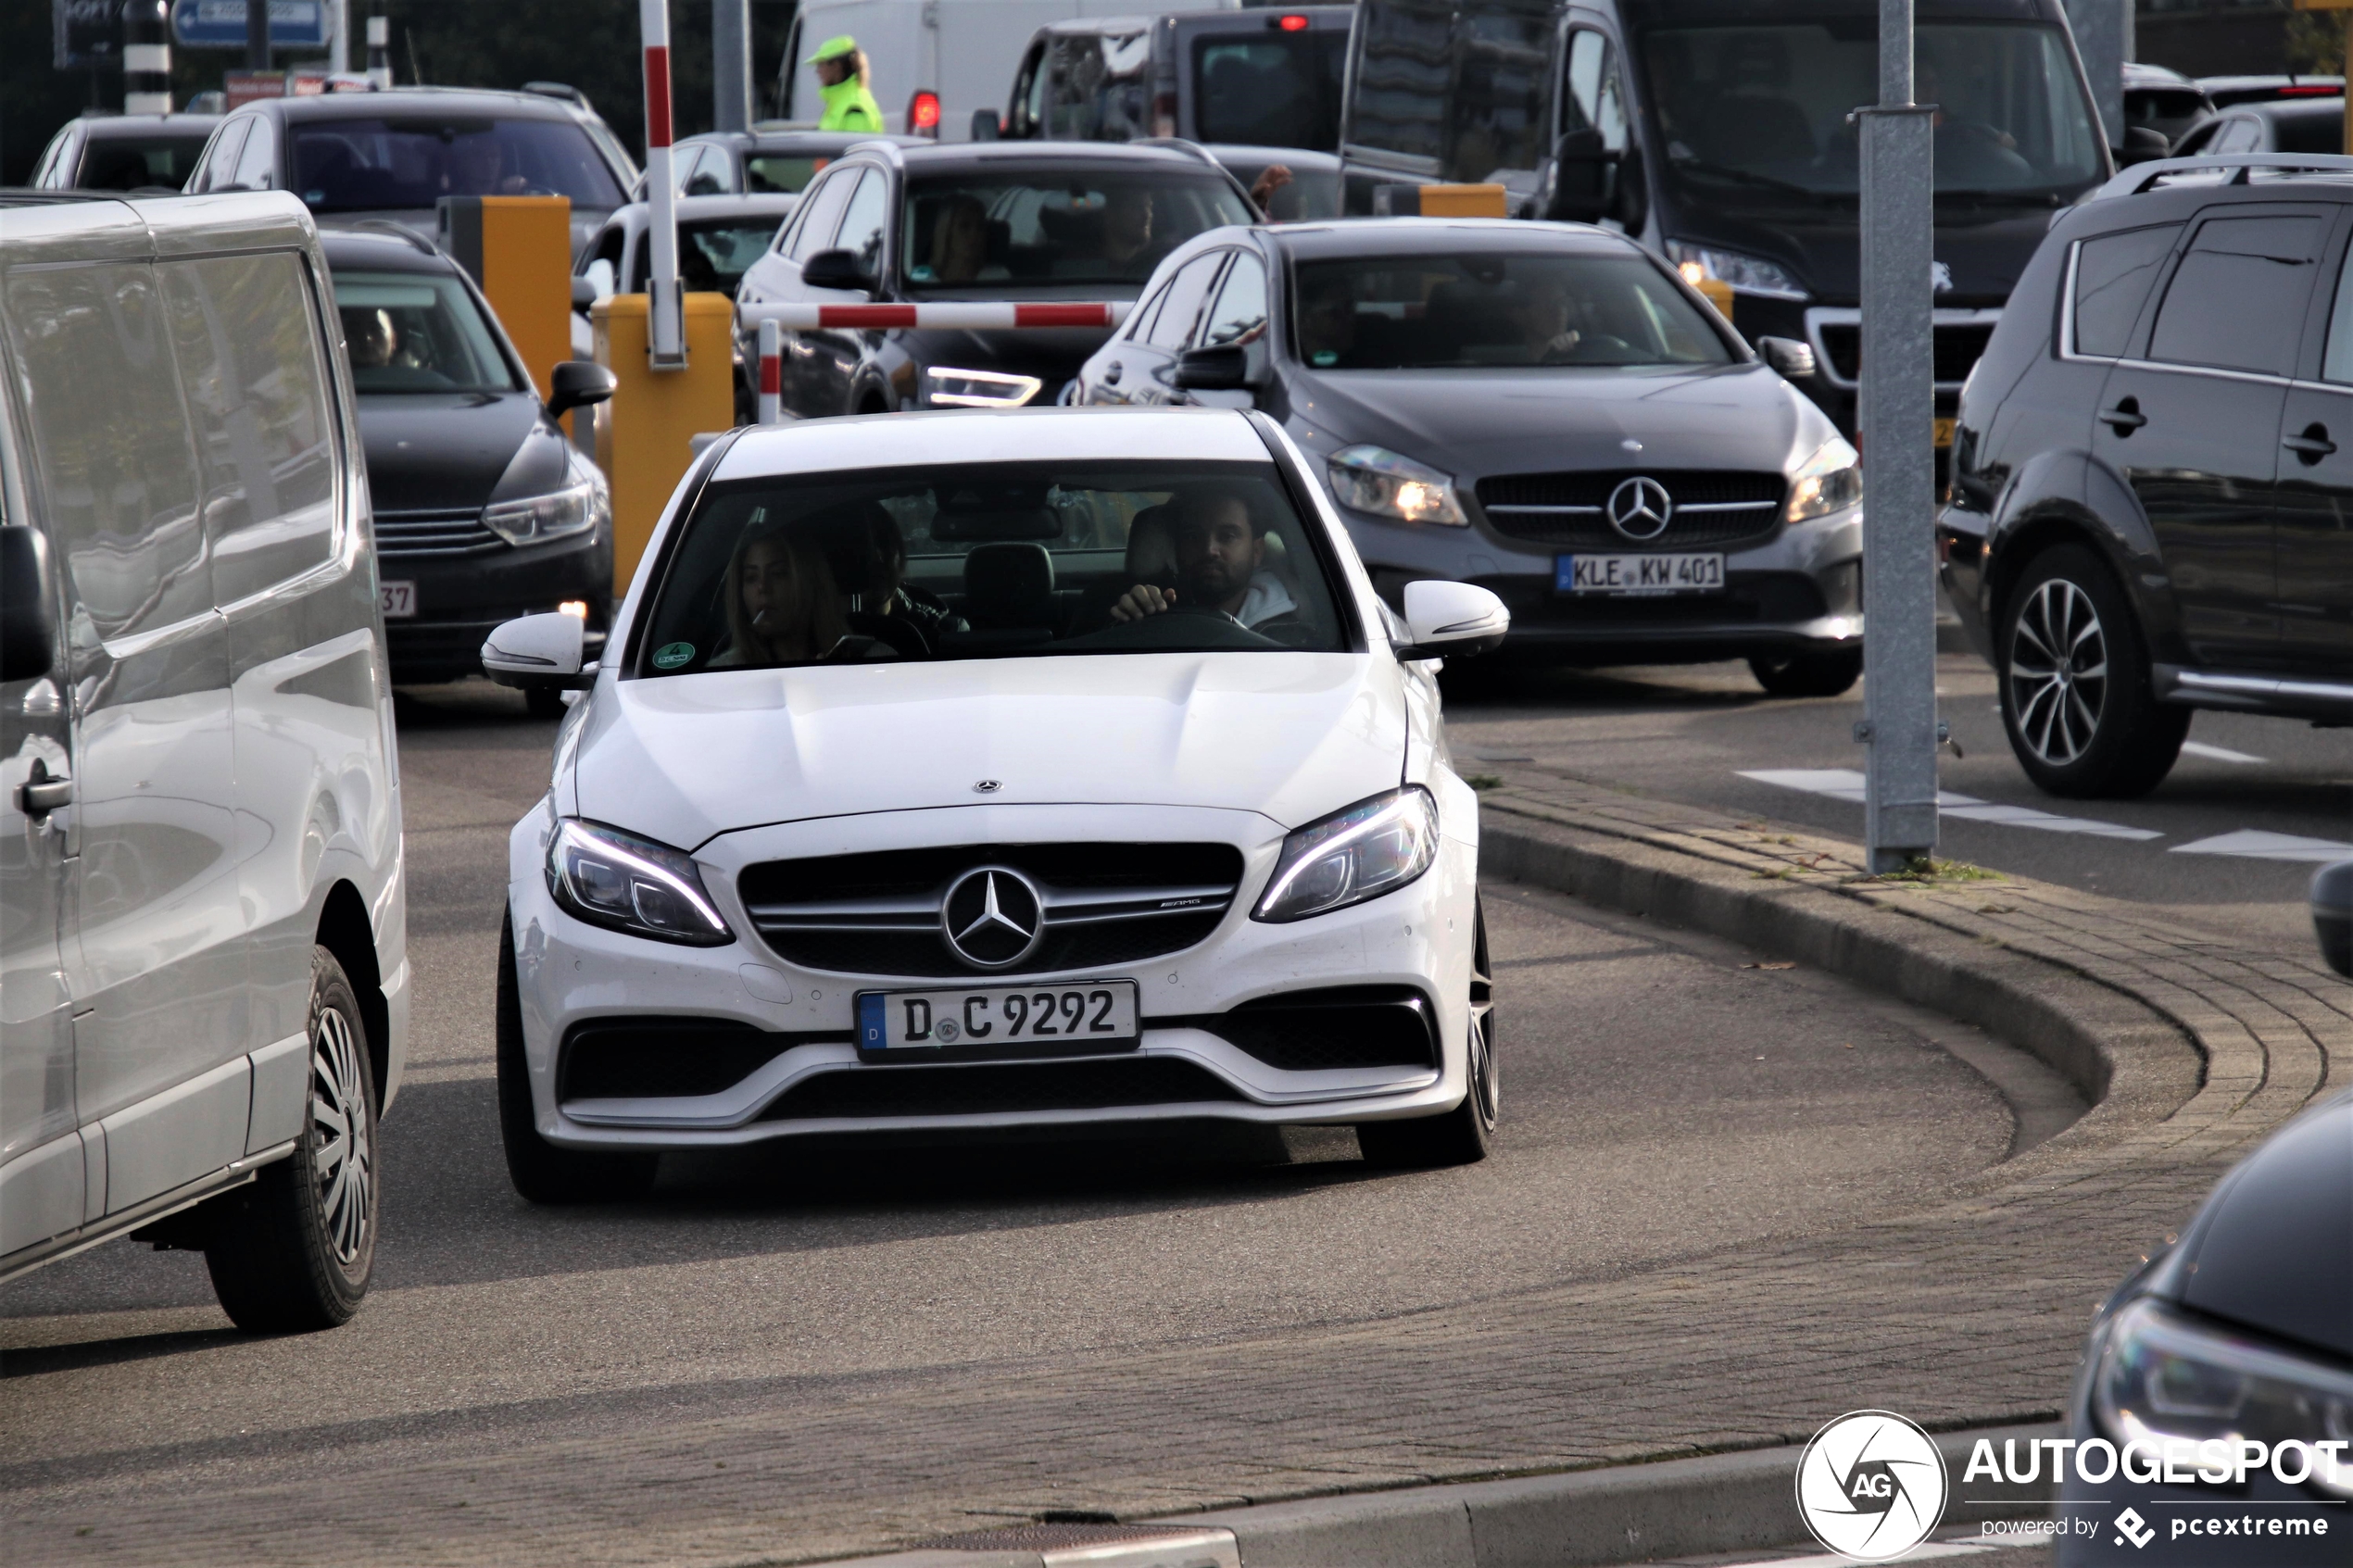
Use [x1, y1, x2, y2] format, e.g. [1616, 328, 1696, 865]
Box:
[926, 366, 1042, 408]
[483, 458, 608, 547]
[547, 819, 732, 946]
[1666, 241, 1809, 303]
[1326, 445, 1467, 527]
[1253, 786, 1440, 923]
[1785, 437, 1860, 524]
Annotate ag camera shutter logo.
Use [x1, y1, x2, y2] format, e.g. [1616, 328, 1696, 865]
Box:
[1794, 1410, 1949, 1562]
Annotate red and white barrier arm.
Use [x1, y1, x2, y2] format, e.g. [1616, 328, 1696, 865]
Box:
[639, 0, 685, 366]
[738, 301, 1133, 332]
[756, 319, 783, 425]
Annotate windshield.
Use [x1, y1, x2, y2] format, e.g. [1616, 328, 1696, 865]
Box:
[903, 172, 1255, 289]
[330, 270, 521, 395]
[746, 153, 828, 193]
[1193, 31, 1347, 151]
[290, 116, 625, 212]
[1292, 253, 1733, 370]
[82, 132, 212, 191]
[1641, 22, 2105, 199]
[631, 218, 784, 295]
[635, 460, 1347, 675]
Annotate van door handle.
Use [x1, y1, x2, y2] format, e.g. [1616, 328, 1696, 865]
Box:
[19, 759, 69, 815]
[2100, 397, 2146, 433]
[2283, 422, 2337, 461]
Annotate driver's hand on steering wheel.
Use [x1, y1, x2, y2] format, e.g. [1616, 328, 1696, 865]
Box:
[1110, 583, 1174, 623]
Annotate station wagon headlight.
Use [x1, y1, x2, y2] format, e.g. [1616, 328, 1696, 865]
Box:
[1253, 786, 1440, 923]
[1784, 437, 1861, 524]
[547, 819, 733, 946]
[925, 366, 1043, 408]
[483, 458, 609, 547]
[1326, 445, 1467, 526]
[1666, 241, 1809, 303]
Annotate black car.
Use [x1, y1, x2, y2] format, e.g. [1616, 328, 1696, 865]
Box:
[1940, 155, 2353, 798]
[2171, 96, 2345, 157]
[185, 87, 639, 260]
[732, 141, 1257, 418]
[2056, 1091, 2350, 1566]
[321, 230, 615, 705]
[29, 112, 219, 192]
[1074, 218, 1866, 686]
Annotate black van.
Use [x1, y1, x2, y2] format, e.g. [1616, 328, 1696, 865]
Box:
[1336, 0, 2116, 445]
[999, 7, 1353, 151]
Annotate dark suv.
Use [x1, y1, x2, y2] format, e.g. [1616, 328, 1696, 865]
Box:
[1941, 153, 2353, 798]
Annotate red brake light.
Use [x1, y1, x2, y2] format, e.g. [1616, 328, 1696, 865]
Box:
[2278, 84, 2341, 96]
[909, 89, 942, 133]
[1277, 13, 1310, 29]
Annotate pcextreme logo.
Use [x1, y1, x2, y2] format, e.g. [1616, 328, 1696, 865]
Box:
[1794, 1410, 1951, 1562]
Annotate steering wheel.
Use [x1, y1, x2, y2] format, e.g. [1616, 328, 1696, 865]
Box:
[845, 610, 933, 659]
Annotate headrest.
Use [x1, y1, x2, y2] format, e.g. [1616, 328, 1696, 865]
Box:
[1126, 505, 1176, 581]
[963, 542, 1057, 629]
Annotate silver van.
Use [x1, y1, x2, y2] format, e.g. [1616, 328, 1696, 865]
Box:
[0, 190, 408, 1332]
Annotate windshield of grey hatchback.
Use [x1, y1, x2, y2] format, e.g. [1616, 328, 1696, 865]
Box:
[1642, 21, 2105, 198]
[82, 132, 211, 191]
[635, 461, 1346, 675]
[1292, 254, 1732, 370]
[903, 172, 1255, 288]
[331, 270, 521, 395]
[291, 116, 625, 211]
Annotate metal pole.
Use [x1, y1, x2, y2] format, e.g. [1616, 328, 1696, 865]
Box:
[331, 0, 350, 74]
[758, 319, 782, 424]
[246, 0, 270, 70]
[2061, 0, 2126, 151]
[640, 0, 687, 369]
[124, 0, 172, 115]
[1856, 0, 1941, 872]
[366, 13, 391, 89]
[712, 0, 752, 134]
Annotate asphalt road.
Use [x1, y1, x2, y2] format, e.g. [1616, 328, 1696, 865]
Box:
[2, 679, 2049, 1564]
[1443, 643, 2350, 955]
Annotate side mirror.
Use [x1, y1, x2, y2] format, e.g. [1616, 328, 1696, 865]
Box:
[970, 107, 1002, 142]
[2314, 859, 2353, 978]
[0, 527, 57, 684]
[1395, 580, 1509, 661]
[482, 611, 591, 690]
[2115, 126, 2171, 168]
[571, 274, 598, 313]
[1544, 127, 1616, 224]
[1755, 335, 1817, 379]
[547, 359, 618, 417]
[1171, 345, 1254, 391]
[800, 248, 874, 293]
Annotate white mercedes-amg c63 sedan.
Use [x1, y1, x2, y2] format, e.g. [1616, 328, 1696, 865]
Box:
[483, 407, 1509, 1201]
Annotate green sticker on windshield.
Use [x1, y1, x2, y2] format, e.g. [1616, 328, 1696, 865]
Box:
[652, 641, 695, 670]
[1311, 350, 1339, 367]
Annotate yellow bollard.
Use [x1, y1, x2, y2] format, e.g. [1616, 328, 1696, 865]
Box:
[592, 292, 736, 596]
[438, 195, 573, 402]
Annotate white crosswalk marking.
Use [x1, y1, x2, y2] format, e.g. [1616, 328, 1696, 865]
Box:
[2171, 829, 2353, 863]
[1738, 770, 2163, 840]
[2180, 741, 2267, 765]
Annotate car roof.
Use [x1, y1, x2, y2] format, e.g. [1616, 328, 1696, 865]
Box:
[608, 194, 801, 230]
[264, 87, 585, 123]
[724, 128, 929, 150]
[874, 141, 1251, 174]
[2082, 153, 2353, 211]
[2248, 96, 2345, 121]
[0, 189, 318, 261]
[318, 227, 458, 272]
[1267, 217, 1644, 259]
[76, 115, 221, 138]
[711, 407, 1273, 483]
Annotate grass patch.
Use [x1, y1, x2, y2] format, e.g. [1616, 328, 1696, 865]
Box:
[1464, 773, 1504, 791]
[1859, 857, 2004, 885]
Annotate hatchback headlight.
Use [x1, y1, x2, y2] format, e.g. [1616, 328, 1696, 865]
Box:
[1326, 445, 1467, 526]
[926, 366, 1042, 408]
[2092, 1298, 2353, 1499]
[1253, 786, 1440, 923]
[547, 819, 732, 946]
[1666, 240, 1809, 303]
[1785, 437, 1861, 524]
[483, 458, 608, 547]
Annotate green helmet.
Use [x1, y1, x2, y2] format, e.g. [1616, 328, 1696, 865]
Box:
[805, 34, 860, 65]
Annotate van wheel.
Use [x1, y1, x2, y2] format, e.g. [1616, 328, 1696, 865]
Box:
[1358, 900, 1495, 1169]
[1999, 544, 2186, 798]
[1748, 647, 1862, 697]
[205, 948, 377, 1333]
[497, 914, 659, 1204]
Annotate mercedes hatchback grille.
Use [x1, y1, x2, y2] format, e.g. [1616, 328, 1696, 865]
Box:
[1476, 470, 1785, 548]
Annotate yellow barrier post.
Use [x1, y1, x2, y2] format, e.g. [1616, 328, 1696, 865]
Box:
[438, 195, 573, 401]
[1373, 182, 1512, 218]
[592, 292, 736, 596]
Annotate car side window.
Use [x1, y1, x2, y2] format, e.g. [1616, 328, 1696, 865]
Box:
[2070, 224, 2182, 358]
[1, 262, 209, 640]
[1144, 254, 1227, 349]
[787, 170, 857, 262]
[1562, 29, 1629, 153]
[2320, 238, 2353, 383]
[196, 119, 251, 193]
[158, 253, 340, 605]
[1199, 251, 1268, 349]
[2211, 116, 2262, 155]
[2146, 213, 2323, 377]
[836, 169, 889, 275]
[1126, 278, 1172, 341]
[231, 116, 278, 190]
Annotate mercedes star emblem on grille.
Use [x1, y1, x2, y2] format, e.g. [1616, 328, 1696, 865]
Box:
[940, 867, 1045, 968]
[1605, 476, 1674, 541]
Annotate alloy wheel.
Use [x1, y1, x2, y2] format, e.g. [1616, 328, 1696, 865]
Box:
[1466, 903, 1498, 1131]
[2007, 577, 2109, 767]
[310, 1006, 374, 1268]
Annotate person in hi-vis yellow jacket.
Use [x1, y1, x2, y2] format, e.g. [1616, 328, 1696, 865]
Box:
[808, 35, 884, 132]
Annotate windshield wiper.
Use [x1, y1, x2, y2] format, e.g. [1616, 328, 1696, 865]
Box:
[1667, 157, 1835, 201]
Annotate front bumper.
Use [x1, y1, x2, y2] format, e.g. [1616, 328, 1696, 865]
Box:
[506, 801, 1480, 1149]
[376, 528, 613, 684]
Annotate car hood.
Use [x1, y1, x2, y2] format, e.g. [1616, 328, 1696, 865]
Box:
[572, 651, 1408, 850]
[2169, 1094, 2351, 1361]
[1290, 363, 1827, 482]
[358, 393, 542, 512]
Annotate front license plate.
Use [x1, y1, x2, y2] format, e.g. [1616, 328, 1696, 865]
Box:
[857, 980, 1140, 1052]
[1934, 417, 1957, 449]
[379, 581, 416, 619]
[1557, 553, 1725, 595]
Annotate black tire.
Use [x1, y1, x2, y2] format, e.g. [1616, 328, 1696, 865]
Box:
[1998, 544, 2187, 798]
[1359, 900, 1497, 1169]
[523, 686, 567, 721]
[205, 948, 378, 1333]
[1748, 646, 1862, 697]
[497, 914, 659, 1203]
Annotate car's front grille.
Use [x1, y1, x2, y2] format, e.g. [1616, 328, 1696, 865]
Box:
[1816, 321, 1994, 385]
[1189, 985, 1439, 1073]
[739, 842, 1246, 978]
[556, 1018, 848, 1102]
[760, 1057, 1245, 1121]
[1477, 470, 1784, 548]
[372, 506, 501, 558]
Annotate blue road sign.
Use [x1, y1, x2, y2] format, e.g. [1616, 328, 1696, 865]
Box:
[170, 0, 325, 49]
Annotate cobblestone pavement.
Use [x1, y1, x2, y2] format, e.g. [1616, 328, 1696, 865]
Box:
[2, 762, 2337, 1567]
